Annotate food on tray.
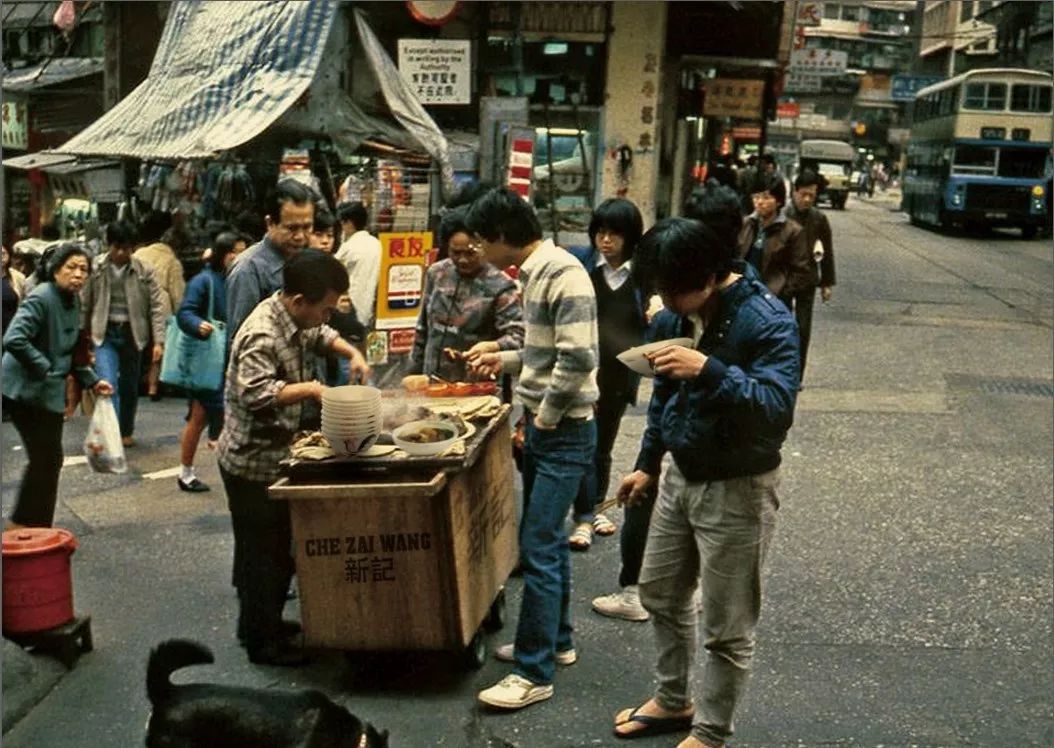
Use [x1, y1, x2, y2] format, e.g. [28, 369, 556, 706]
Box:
[401, 374, 429, 392]
[400, 424, 455, 444]
[423, 380, 498, 397]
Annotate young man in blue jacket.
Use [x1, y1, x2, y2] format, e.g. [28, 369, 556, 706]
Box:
[611, 211, 799, 748]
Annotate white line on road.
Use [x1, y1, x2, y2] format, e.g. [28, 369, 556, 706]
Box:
[142, 467, 182, 480]
[62, 455, 88, 467]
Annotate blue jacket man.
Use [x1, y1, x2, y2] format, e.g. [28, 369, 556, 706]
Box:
[611, 213, 798, 748]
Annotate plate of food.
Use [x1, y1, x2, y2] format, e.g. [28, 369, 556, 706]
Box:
[616, 338, 694, 376]
[392, 420, 459, 456]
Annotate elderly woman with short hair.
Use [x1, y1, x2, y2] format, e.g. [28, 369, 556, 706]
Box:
[2, 243, 113, 527]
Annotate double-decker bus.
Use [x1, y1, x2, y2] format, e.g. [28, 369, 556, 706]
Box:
[903, 68, 1052, 238]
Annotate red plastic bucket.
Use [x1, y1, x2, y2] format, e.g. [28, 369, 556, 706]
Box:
[2, 528, 78, 634]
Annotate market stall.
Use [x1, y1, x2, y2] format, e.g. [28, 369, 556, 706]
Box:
[269, 398, 517, 666]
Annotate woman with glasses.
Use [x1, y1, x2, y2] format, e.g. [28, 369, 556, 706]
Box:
[408, 207, 524, 383]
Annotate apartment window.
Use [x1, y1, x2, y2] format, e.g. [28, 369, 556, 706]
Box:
[959, 1, 974, 23]
[963, 82, 1007, 110]
[824, 3, 840, 19]
[842, 5, 860, 21]
[1010, 84, 1053, 113]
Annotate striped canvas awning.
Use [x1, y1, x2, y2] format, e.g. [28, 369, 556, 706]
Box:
[56, 0, 336, 160]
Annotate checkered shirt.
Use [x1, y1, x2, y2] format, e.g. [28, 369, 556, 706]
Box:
[217, 293, 338, 483]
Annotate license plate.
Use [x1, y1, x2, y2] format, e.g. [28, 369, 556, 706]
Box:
[985, 212, 1007, 219]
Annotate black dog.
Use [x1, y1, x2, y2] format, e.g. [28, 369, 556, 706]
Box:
[146, 639, 389, 748]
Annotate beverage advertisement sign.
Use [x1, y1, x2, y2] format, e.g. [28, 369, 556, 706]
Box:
[376, 232, 433, 330]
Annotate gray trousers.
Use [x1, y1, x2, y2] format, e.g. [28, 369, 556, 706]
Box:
[638, 461, 780, 747]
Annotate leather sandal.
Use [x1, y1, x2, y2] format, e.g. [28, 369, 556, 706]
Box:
[568, 522, 592, 551]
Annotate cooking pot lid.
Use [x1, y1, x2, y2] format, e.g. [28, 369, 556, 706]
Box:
[2, 527, 76, 556]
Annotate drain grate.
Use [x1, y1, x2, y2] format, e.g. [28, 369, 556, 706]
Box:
[945, 374, 1054, 398]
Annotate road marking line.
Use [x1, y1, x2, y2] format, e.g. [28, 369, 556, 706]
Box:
[142, 467, 182, 480]
[63, 455, 88, 467]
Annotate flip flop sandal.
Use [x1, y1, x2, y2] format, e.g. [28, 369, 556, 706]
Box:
[613, 705, 694, 740]
[593, 513, 617, 536]
[568, 523, 592, 551]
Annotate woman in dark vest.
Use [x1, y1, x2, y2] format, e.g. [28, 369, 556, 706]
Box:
[566, 200, 648, 578]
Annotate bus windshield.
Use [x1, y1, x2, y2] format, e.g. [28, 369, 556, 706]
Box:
[998, 149, 1047, 179]
[953, 145, 996, 174]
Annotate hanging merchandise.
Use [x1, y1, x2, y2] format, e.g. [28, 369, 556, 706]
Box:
[279, 148, 322, 197]
[198, 161, 255, 222]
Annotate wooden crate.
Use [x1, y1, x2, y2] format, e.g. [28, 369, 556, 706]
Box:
[269, 408, 517, 652]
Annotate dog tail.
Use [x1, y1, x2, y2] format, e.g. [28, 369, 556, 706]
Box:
[147, 639, 214, 707]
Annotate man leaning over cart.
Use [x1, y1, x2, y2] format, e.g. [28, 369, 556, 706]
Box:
[216, 249, 370, 666]
[465, 187, 599, 710]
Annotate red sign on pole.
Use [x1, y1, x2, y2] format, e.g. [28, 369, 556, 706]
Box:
[776, 101, 801, 119]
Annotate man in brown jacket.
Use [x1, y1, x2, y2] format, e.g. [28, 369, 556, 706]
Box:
[736, 173, 811, 307]
[785, 169, 836, 380]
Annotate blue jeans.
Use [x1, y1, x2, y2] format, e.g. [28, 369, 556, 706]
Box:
[513, 415, 596, 685]
[94, 322, 143, 438]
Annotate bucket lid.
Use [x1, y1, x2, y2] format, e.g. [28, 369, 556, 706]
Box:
[2, 528, 77, 556]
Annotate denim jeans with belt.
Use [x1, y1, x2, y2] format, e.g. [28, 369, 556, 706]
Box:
[93, 322, 142, 438]
[638, 461, 780, 747]
[514, 415, 596, 685]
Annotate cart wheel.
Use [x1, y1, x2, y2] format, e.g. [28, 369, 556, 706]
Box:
[464, 629, 487, 669]
[483, 587, 507, 632]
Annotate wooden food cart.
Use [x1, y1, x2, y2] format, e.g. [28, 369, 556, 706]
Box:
[269, 405, 517, 666]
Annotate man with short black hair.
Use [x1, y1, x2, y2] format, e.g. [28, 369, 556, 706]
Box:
[218, 249, 370, 666]
[786, 169, 836, 379]
[81, 220, 166, 447]
[334, 201, 381, 329]
[226, 179, 315, 340]
[611, 208, 798, 748]
[466, 188, 599, 711]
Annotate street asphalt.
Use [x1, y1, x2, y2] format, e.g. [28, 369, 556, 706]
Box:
[2, 196, 1052, 746]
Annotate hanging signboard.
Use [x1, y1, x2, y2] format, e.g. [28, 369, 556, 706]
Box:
[785, 72, 823, 93]
[789, 48, 848, 77]
[891, 74, 945, 102]
[796, 2, 823, 26]
[2, 99, 28, 150]
[776, 101, 801, 118]
[375, 232, 433, 331]
[398, 39, 471, 105]
[702, 78, 765, 119]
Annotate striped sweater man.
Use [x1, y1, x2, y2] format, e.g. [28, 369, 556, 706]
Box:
[498, 239, 599, 425]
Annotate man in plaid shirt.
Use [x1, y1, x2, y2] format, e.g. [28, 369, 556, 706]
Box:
[217, 249, 370, 666]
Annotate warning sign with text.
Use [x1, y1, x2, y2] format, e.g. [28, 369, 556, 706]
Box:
[398, 39, 471, 105]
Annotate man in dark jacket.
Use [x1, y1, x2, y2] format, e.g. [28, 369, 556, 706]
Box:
[786, 169, 836, 380]
[610, 211, 799, 748]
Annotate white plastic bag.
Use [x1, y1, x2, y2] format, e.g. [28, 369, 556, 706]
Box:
[83, 395, 127, 474]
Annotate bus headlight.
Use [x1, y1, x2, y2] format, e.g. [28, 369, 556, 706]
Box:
[951, 192, 963, 206]
[1032, 185, 1045, 197]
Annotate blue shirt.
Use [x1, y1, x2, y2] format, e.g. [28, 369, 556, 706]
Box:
[225, 235, 286, 342]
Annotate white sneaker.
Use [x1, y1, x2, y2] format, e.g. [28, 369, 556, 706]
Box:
[493, 642, 578, 666]
[591, 585, 650, 622]
[478, 674, 554, 709]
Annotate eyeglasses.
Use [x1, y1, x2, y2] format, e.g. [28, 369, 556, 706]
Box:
[449, 243, 483, 258]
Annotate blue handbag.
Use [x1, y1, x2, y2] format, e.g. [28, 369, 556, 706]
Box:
[159, 277, 226, 392]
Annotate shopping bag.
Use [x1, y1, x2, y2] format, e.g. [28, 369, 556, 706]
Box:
[83, 395, 127, 474]
[159, 278, 226, 392]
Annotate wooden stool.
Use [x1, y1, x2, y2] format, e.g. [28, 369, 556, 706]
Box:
[5, 615, 93, 669]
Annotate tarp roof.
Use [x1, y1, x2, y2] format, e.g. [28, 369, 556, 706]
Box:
[53, 0, 452, 192]
[56, 0, 335, 160]
[3, 57, 104, 92]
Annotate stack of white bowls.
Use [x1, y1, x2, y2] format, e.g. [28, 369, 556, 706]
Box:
[321, 385, 382, 456]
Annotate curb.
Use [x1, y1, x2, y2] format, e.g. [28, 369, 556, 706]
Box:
[1, 639, 67, 734]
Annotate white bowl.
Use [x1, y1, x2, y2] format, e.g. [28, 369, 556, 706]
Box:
[322, 385, 382, 404]
[392, 420, 458, 456]
[322, 427, 381, 456]
[616, 338, 694, 376]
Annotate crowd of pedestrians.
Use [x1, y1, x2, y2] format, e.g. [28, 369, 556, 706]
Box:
[2, 154, 838, 744]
